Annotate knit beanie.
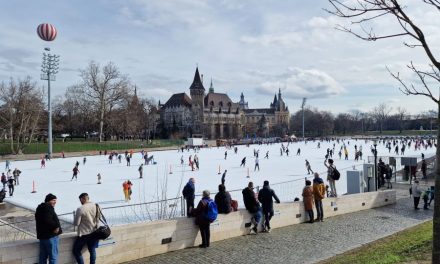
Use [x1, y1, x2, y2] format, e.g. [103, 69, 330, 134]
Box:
[45, 193, 57, 202]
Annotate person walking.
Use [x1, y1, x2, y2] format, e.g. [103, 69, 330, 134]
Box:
[324, 159, 338, 197]
[411, 180, 422, 210]
[242, 182, 262, 234]
[312, 173, 326, 222]
[138, 164, 143, 179]
[240, 157, 246, 167]
[182, 178, 195, 217]
[192, 190, 215, 248]
[35, 193, 62, 264]
[214, 184, 232, 214]
[305, 160, 313, 174]
[12, 168, 21, 185]
[302, 180, 314, 223]
[72, 193, 99, 264]
[7, 175, 15, 196]
[1, 173, 6, 189]
[258, 180, 280, 232]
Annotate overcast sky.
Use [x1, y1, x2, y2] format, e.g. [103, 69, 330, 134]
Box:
[0, 0, 438, 115]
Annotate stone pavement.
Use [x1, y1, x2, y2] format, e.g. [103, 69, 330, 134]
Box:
[125, 183, 434, 264]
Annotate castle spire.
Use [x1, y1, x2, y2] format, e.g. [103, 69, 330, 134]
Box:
[189, 67, 205, 91]
[209, 78, 214, 93]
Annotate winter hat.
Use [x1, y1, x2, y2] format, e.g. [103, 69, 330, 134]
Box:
[202, 190, 210, 197]
[263, 180, 269, 186]
[45, 193, 57, 202]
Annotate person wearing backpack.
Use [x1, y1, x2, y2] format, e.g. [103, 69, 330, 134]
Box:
[182, 178, 195, 217]
[192, 190, 216, 248]
[258, 180, 280, 232]
[324, 158, 338, 197]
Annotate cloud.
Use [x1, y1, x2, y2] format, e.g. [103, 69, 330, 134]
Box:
[255, 67, 345, 99]
[240, 32, 303, 47]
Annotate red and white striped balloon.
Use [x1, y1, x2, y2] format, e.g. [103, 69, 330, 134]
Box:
[37, 23, 57, 41]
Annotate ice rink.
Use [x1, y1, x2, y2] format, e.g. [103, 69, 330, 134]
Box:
[1, 138, 433, 224]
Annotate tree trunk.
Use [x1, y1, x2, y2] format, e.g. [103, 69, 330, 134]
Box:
[99, 102, 105, 143]
[9, 109, 14, 154]
[433, 106, 440, 263]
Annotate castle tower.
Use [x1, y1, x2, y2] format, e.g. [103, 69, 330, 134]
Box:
[208, 78, 214, 93]
[189, 67, 205, 135]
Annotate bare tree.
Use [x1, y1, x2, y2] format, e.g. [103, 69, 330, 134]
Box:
[370, 103, 392, 133]
[0, 77, 44, 154]
[395, 106, 408, 133]
[326, 1, 440, 261]
[78, 61, 130, 142]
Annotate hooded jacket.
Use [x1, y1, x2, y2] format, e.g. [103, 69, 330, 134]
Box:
[35, 202, 62, 239]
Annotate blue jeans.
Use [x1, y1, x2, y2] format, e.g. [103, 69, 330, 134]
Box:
[73, 234, 99, 264]
[252, 207, 262, 226]
[39, 236, 59, 264]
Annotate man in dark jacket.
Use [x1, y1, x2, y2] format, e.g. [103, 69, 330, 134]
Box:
[214, 184, 232, 214]
[258, 180, 280, 232]
[242, 181, 261, 234]
[35, 193, 62, 264]
[182, 178, 195, 217]
[192, 190, 213, 248]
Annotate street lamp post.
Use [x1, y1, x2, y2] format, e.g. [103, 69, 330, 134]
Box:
[373, 139, 378, 191]
[41, 47, 60, 158]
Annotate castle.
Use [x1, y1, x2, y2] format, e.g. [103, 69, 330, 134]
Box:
[159, 68, 290, 139]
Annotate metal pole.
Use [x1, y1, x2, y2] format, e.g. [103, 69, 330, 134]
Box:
[47, 72, 52, 157]
[374, 145, 378, 191]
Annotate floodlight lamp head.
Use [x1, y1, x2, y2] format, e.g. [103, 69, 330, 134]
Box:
[44, 47, 50, 51]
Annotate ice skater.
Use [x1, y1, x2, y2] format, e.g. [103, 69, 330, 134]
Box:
[71, 166, 79, 181]
[126, 155, 131, 166]
[108, 154, 113, 164]
[83, 157, 87, 165]
[240, 157, 247, 167]
[305, 159, 313, 174]
[224, 151, 228, 160]
[265, 151, 269, 159]
[221, 170, 227, 185]
[254, 157, 260, 171]
[97, 173, 102, 184]
[286, 148, 289, 156]
[296, 148, 301, 156]
[40, 158, 46, 168]
[180, 156, 184, 165]
[138, 164, 143, 179]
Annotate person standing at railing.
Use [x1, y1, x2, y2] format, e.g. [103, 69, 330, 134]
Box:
[72, 193, 99, 264]
[258, 180, 280, 233]
[313, 173, 326, 222]
[215, 184, 232, 214]
[35, 193, 62, 264]
[324, 158, 337, 197]
[182, 178, 195, 217]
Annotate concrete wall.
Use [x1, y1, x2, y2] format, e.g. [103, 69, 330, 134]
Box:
[0, 190, 396, 264]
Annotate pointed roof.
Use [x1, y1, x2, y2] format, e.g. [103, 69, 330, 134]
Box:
[209, 78, 214, 93]
[189, 67, 205, 91]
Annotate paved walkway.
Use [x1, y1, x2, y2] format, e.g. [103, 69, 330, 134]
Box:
[125, 183, 434, 264]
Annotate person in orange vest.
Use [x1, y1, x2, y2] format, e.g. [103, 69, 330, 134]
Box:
[122, 181, 129, 202]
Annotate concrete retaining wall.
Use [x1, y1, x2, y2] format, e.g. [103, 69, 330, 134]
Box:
[0, 190, 396, 264]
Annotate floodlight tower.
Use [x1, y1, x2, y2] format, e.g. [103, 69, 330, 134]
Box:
[301, 98, 307, 141]
[41, 47, 60, 158]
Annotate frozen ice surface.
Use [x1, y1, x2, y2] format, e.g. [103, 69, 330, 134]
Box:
[2, 139, 433, 224]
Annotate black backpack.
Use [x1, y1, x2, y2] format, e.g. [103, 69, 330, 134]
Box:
[332, 167, 341, 180]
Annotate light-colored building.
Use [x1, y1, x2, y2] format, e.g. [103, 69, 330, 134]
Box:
[159, 68, 289, 139]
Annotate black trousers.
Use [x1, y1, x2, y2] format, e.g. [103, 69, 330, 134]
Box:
[414, 197, 420, 209]
[263, 209, 274, 230]
[306, 210, 314, 222]
[315, 200, 323, 220]
[186, 198, 194, 217]
[199, 224, 210, 246]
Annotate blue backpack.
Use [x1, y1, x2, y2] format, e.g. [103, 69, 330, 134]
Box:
[205, 199, 218, 223]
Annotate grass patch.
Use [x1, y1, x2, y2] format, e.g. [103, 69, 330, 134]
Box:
[320, 221, 432, 264]
[0, 139, 184, 155]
